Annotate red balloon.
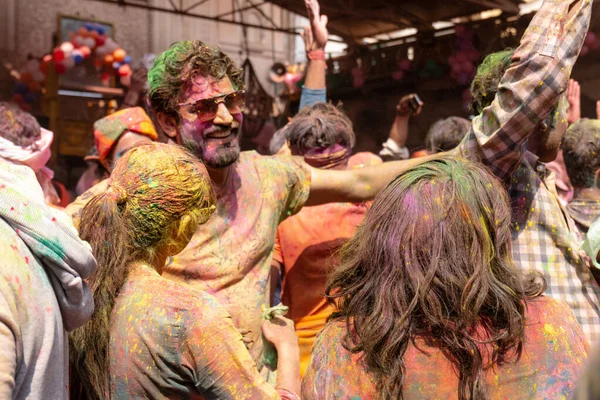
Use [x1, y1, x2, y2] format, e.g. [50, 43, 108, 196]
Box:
[95, 35, 106, 47]
[54, 62, 67, 74]
[118, 64, 131, 77]
[12, 94, 24, 103]
[28, 81, 42, 93]
[53, 48, 65, 62]
[581, 45, 590, 56]
[20, 103, 32, 112]
[80, 46, 92, 58]
[20, 72, 33, 84]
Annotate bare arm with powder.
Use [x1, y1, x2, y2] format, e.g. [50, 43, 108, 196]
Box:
[304, 154, 439, 206]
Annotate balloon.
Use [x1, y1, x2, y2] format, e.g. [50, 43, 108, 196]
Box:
[455, 25, 466, 37]
[123, 55, 132, 64]
[120, 74, 131, 87]
[20, 72, 33, 84]
[28, 81, 41, 93]
[112, 61, 122, 70]
[72, 50, 84, 64]
[105, 38, 118, 52]
[90, 30, 99, 39]
[425, 59, 437, 71]
[584, 32, 597, 46]
[104, 55, 114, 65]
[113, 48, 126, 62]
[391, 70, 404, 81]
[12, 94, 24, 103]
[455, 51, 468, 63]
[40, 56, 51, 74]
[75, 36, 86, 47]
[398, 59, 411, 71]
[60, 42, 74, 57]
[19, 103, 32, 112]
[84, 37, 96, 49]
[84, 23, 94, 31]
[32, 70, 45, 82]
[63, 56, 75, 69]
[53, 48, 65, 62]
[457, 72, 471, 86]
[55, 62, 66, 74]
[78, 27, 89, 37]
[14, 82, 28, 94]
[593, 40, 600, 51]
[118, 64, 131, 77]
[95, 45, 108, 58]
[24, 93, 36, 104]
[418, 69, 431, 79]
[101, 72, 110, 81]
[93, 58, 104, 70]
[95, 35, 106, 47]
[581, 45, 590, 56]
[97, 27, 106, 35]
[80, 46, 92, 57]
[461, 61, 475, 75]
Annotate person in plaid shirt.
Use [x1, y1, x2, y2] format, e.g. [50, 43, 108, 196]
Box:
[455, 0, 598, 343]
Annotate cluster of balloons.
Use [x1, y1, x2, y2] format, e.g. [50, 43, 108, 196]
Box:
[11, 58, 47, 112]
[448, 25, 480, 86]
[391, 59, 412, 81]
[581, 31, 600, 56]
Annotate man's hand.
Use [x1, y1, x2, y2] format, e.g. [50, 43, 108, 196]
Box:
[302, 0, 328, 52]
[596, 100, 600, 120]
[396, 94, 423, 117]
[566, 79, 581, 124]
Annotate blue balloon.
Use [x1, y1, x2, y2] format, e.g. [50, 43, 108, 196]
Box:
[123, 55, 132, 65]
[24, 93, 36, 104]
[112, 61, 122, 70]
[84, 23, 94, 31]
[14, 82, 28, 95]
[73, 54, 84, 64]
[97, 27, 106, 35]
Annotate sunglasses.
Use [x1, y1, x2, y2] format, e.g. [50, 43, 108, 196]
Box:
[179, 90, 246, 121]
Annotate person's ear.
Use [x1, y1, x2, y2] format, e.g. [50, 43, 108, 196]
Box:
[156, 112, 178, 139]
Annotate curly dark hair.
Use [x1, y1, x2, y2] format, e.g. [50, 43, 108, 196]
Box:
[0, 101, 41, 149]
[327, 156, 546, 400]
[562, 118, 600, 188]
[425, 117, 471, 153]
[286, 102, 355, 156]
[148, 41, 244, 121]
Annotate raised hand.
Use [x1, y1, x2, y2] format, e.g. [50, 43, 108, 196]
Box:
[566, 79, 581, 124]
[596, 100, 600, 120]
[397, 94, 423, 117]
[303, 0, 328, 51]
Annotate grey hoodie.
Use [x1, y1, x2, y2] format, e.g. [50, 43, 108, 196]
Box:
[0, 158, 97, 400]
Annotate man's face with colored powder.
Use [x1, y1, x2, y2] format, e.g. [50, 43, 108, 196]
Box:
[176, 75, 243, 169]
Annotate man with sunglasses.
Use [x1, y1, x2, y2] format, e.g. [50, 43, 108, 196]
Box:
[143, 3, 436, 380]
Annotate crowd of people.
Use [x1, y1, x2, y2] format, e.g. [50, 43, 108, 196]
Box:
[2, 0, 600, 398]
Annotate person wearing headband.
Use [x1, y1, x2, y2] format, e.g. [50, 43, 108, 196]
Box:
[65, 106, 158, 227]
[272, 101, 381, 377]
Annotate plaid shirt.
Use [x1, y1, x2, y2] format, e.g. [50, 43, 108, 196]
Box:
[457, 0, 599, 343]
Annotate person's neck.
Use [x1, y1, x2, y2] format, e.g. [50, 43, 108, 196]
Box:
[573, 186, 600, 201]
[207, 165, 231, 189]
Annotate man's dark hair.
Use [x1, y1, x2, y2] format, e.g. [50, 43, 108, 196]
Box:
[425, 117, 471, 153]
[286, 102, 355, 156]
[0, 102, 41, 149]
[562, 118, 600, 188]
[147, 41, 244, 121]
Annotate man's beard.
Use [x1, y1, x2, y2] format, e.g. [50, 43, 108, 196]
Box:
[183, 127, 241, 169]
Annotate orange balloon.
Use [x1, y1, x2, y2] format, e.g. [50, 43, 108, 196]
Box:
[78, 27, 89, 38]
[94, 58, 104, 69]
[104, 54, 114, 65]
[113, 48, 126, 62]
[20, 72, 33, 84]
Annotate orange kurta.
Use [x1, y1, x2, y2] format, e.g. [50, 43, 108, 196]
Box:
[274, 152, 381, 376]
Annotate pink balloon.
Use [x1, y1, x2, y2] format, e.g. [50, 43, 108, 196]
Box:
[398, 59, 412, 72]
[391, 70, 404, 81]
[581, 45, 590, 56]
[584, 32, 597, 46]
[455, 51, 468, 63]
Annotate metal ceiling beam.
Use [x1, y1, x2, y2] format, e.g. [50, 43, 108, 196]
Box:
[85, 0, 297, 34]
[183, 0, 211, 13]
[461, 0, 520, 14]
[216, 1, 267, 19]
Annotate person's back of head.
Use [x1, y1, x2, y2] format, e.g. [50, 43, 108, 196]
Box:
[71, 142, 216, 399]
[470, 50, 514, 114]
[327, 156, 545, 400]
[285, 102, 355, 168]
[0, 101, 41, 148]
[425, 117, 471, 153]
[562, 118, 600, 189]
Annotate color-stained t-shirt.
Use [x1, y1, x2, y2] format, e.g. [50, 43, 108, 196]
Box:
[163, 151, 311, 365]
[302, 296, 589, 400]
[110, 264, 296, 400]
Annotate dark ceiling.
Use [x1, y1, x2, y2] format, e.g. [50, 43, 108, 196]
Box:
[266, 0, 527, 40]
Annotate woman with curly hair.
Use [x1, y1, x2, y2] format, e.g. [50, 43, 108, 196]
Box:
[70, 142, 301, 400]
[303, 157, 588, 400]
